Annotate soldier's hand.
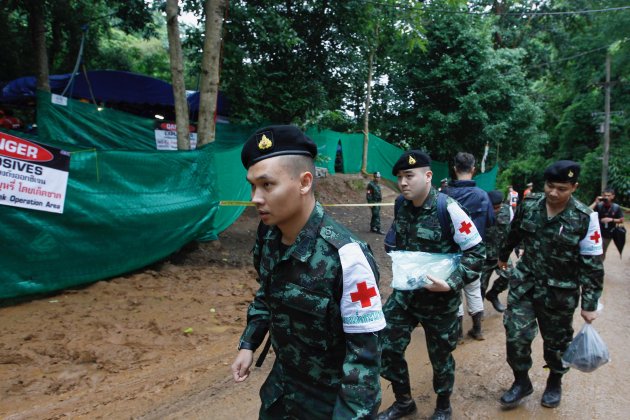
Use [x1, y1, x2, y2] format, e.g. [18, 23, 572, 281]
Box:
[581, 309, 598, 324]
[231, 349, 254, 382]
[424, 274, 451, 292]
[498, 260, 509, 271]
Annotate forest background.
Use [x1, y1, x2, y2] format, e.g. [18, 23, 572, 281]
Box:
[1, 0, 628, 205]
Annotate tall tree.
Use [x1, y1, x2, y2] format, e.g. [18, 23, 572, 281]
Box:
[166, 0, 191, 150]
[196, 0, 227, 146]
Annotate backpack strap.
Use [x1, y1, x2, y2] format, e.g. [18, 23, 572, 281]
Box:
[436, 192, 450, 237]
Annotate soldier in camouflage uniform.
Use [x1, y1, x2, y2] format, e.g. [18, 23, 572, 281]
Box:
[231, 125, 386, 419]
[479, 190, 513, 313]
[367, 171, 384, 233]
[377, 151, 485, 420]
[498, 160, 604, 410]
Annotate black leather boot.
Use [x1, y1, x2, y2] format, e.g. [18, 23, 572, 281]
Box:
[500, 370, 533, 409]
[541, 372, 562, 408]
[467, 311, 485, 340]
[376, 393, 417, 420]
[430, 394, 452, 420]
[485, 289, 506, 312]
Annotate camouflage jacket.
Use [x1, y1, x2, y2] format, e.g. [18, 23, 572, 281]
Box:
[485, 203, 512, 261]
[239, 202, 385, 418]
[393, 187, 485, 313]
[499, 193, 604, 311]
[366, 181, 382, 203]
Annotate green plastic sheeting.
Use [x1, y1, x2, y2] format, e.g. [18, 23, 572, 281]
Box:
[1, 91, 495, 300]
[306, 128, 494, 190]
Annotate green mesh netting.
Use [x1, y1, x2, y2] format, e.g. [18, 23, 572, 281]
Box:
[1, 91, 495, 299]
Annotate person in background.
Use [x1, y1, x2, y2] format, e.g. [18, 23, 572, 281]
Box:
[232, 125, 385, 419]
[443, 152, 494, 341]
[439, 178, 449, 192]
[508, 186, 519, 210]
[378, 150, 485, 420]
[497, 160, 603, 410]
[367, 171, 384, 234]
[480, 190, 513, 313]
[523, 182, 533, 198]
[589, 187, 624, 261]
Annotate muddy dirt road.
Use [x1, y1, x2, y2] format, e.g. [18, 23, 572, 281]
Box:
[1, 174, 628, 419]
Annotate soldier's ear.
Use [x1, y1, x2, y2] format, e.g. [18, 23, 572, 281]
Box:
[299, 171, 314, 195]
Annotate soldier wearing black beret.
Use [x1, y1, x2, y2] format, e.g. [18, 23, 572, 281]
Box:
[240, 125, 318, 169]
[543, 160, 580, 184]
[497, 159, 603, 411]
[379, 150, 485, 420]
[391, 149, 431, 176]
[233, 125, 385, 419]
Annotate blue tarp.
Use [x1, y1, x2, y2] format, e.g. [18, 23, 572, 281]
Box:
[1, 70, 227, 115]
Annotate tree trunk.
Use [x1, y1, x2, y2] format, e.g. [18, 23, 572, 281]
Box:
[361, 47, 375, 175]
[27, 0, 50, 92]
[166, 0, 190, 150]
[197, 0, 227, 147]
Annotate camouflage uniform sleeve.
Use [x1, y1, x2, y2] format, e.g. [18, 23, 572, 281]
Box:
[238, 225, 270, 351]
[333, 332, 382, 419]
[499, 200, 525, 262]
[443, 200, 485, 290]
[447, 241, 485, 290]
[374, 185, 382, 202]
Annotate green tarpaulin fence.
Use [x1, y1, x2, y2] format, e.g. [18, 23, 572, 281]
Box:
[0, 91, 496, 299]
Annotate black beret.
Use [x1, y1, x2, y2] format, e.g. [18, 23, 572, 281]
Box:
[544, 160, 580, 183]
[392, 150, 431, 176]
[488, 190, 504, 205]
[241, 125, 317, 169]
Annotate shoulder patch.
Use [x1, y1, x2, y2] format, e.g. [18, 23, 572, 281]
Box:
[319, 218, 352, 249]
[447, 202, 482, 250]
[579, 212, 603, 256]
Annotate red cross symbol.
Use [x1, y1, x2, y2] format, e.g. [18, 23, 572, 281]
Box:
[350, 281, 377, 308]
[590, 230, 601, 244]
[459, 221, 473, 235]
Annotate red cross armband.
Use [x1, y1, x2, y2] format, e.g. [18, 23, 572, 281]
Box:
[339, 243, 386, 333]
[579, 212, 604, 256]
[447, 202, 482, 251]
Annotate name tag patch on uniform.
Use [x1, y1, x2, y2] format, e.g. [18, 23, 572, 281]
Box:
[579, 212, 604, 256]
[447, 202, 482, 250]
[339, 242, 386, 333]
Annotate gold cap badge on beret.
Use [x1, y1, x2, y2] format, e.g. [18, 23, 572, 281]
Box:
[258, 134, 273, 150]
[408, 155, 416, 165]
[568, 170, 574, 178]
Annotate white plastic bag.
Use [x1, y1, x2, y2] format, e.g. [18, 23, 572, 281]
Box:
[561, 323, 610, 372]
[389, 251, 461, 291]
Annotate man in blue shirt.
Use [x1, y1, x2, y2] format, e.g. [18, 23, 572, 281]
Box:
[443, 152, 494, 340]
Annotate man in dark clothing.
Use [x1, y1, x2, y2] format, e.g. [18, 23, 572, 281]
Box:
[589, 187, 625, 260]
[443, 152, 494, 341]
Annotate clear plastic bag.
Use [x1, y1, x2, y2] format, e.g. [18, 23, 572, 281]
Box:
[561, 323, 610, 372]
[389, 251, 461, 291]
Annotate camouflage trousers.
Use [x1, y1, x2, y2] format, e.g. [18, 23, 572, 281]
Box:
[370, 205, 381, 231]
[479, 258, 509, 296]
[259, 362, 338, 420]
[503, 287, 576, 374]
[380, 294, 459, 396]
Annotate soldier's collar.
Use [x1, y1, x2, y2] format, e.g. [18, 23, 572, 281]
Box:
[281, 202, 323, 262]
[423, 187, 438, 209]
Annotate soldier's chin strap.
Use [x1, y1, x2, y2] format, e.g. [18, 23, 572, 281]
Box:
[255, 335, 272, 367]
